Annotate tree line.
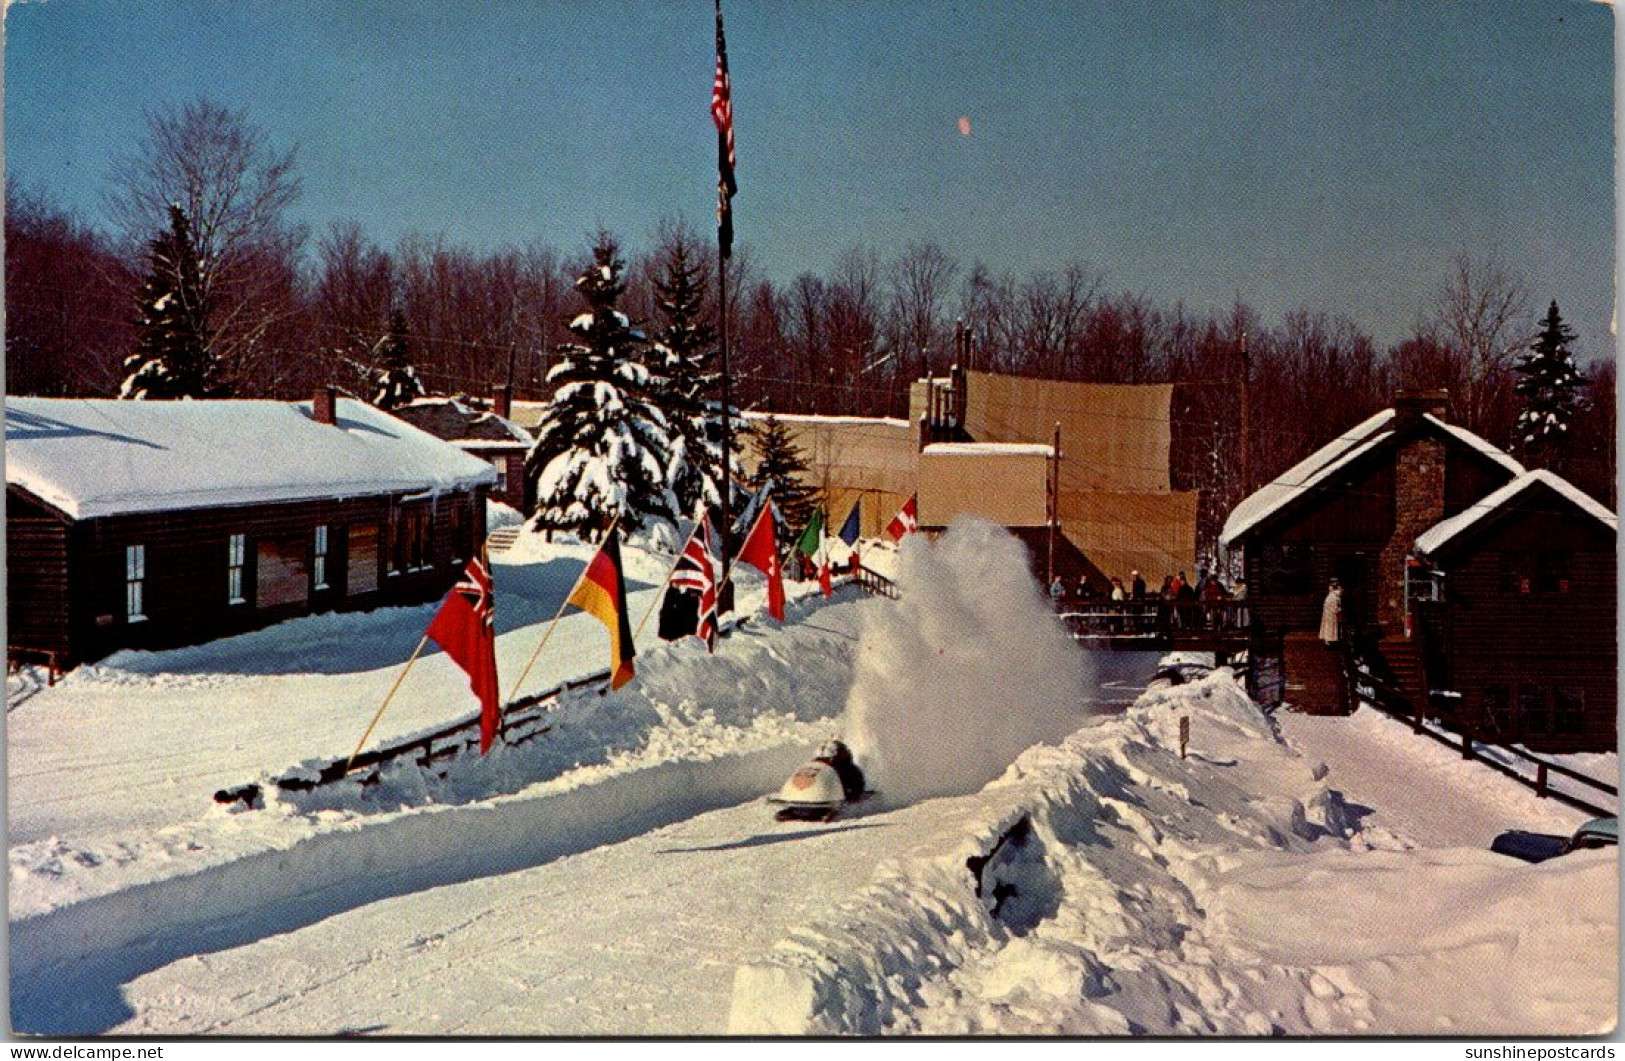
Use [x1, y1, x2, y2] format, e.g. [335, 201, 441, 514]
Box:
[7, 97, 1615, 548]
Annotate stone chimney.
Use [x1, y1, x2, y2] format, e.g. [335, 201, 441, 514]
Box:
[492, 384, 512, 420]
[1393, 388, 1449, 430]
[1380, 388, 1450, 634]
[313, 386, 337, 426]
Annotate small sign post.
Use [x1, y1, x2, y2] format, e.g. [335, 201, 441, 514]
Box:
[1179, 716, 1190, 760]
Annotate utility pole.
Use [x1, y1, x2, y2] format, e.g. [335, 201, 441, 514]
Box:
[1048, 422, 1061, 588]
[1239, 328, 1252, 498]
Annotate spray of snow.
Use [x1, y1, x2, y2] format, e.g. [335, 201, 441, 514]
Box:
[843, 516, 1093, 804]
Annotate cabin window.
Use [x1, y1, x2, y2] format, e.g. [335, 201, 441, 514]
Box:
[227, 534, 246, 604]
[125, 544, 147, 622]
[449, 503, 466, 565]
[1554, 687, 1585, 735]
[386, 509, 401, 577]
[1500, 551, 1572, 596]
[313, 525, 330, 590]
[1516, 685, 1548, 736]
[490, 456, 509, 494]
[392, 505, 432, 573]
[1259, 543, 1313, 595]
[348, 524, 380, 596]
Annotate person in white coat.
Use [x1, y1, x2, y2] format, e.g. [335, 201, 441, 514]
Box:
[1320, 578, 1343, 648]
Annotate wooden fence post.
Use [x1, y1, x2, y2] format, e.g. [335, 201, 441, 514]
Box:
[1461, 728, 1473, 760]
[1536, 762, 1548, 798]
[1179, 716, 1190, 760]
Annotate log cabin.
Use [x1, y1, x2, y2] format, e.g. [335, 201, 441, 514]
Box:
[1219, 391, 1526, 714]
[7, 389, 496, 669]
[387, 386, 533, 513]
[1411, 470, 1617, 753]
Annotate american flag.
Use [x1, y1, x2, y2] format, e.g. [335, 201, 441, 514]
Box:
[712, 0, 737, 259]
[671, 514, 720, 648]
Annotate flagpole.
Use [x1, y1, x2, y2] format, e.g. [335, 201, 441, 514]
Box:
[346, 634, 431, 772]
[505, 516, 622, 702]
[634, 520, 700, 641]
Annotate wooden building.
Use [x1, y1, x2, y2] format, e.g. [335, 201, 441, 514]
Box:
[7, 390, 496, 668]
[388, 387, 533, 512]
[1411, 470, 1617, 753]
[1220, 391, 1525, 714]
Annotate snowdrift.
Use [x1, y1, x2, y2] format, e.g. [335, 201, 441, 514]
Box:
[729, 669, 1618, 1036]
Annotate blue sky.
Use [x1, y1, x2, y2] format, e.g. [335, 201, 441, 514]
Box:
[6, 0, 1615, 352]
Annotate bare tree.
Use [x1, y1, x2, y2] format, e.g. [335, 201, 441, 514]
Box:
[887, 241, 958, 387]
[106, 98, 305, 393]
[1431, 252, 1532, 438]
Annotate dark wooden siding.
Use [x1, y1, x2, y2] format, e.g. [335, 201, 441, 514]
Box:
[1432, 492, 1616, 752]
[19, 486, 487, 665]
[6, 488, 72, 657]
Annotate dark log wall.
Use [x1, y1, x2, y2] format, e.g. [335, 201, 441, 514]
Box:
[1434, 490, 1616, 753]
[9, 487, 488, 665]
[6, 489, 72, 658]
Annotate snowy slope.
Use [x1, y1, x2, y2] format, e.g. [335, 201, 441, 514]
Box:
[8, 519, 1616, 1037]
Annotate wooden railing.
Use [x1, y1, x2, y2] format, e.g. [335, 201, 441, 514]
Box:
[214, 612, 757, 809]
[1347, 643, 1617, 819]
[1055, 600, 1251, 641]
[853, 564, 899, 599]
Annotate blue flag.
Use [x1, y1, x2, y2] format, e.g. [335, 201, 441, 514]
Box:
[838, 500, 861, 546]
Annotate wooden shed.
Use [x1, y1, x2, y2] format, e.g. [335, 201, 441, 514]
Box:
[1411, 470, 1617, 752]
[6, 391, 496, 669]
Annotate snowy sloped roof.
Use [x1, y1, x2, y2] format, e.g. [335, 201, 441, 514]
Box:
[392, 397, 533, 447]
[1219, 410, 1396, 547]
[1415, 470, 1618, 558]
[7, 397, 498, 520]
[922, 442, 1054, 457]
[1220, 409, 1527, 548]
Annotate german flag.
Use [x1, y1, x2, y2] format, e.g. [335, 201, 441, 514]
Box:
[568, 527, 637, 689]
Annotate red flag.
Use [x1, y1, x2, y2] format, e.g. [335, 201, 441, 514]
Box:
[737, 505, 785, 621]
[426, 558, 501, 754]
[885, 494, 918, 541]
[568, 528, 637, 689]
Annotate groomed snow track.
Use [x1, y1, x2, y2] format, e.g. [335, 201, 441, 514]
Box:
[13, 742, 813, 1034]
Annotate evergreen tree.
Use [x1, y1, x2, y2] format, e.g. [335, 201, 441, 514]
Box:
[121, 203, 218, 399]
[651, 234, 740, 517]
[527, 235, 674, 538]
[371, 307, 425, 410]
[746, 415, 818, 541]
[1513, 300, 1586, 468]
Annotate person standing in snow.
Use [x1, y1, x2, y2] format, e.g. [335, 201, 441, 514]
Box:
[1320, 578, 1343, 649]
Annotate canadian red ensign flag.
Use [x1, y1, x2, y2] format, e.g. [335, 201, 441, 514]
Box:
[426, 557, 501, 754]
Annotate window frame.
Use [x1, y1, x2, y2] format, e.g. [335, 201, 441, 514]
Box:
[125, 544, 147, 623]
[227, 533, 247, 604]
[313, 524, 330, 590]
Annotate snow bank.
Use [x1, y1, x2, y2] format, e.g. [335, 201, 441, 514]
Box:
[843, 517, 1093, 805]
[730, 669, 1618, 1036]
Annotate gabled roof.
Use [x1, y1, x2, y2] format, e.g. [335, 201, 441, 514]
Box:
[1415, 470, 1618, 558]
[391, 398, 533, 449]
[1220, 410, 1526, 548]
[6, 397, 497, 520]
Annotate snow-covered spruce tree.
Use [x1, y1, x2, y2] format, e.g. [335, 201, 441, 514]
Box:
[1513, 300, 1586, 468]
[526, 236, 674, 539]
[371, 307, 425, 410]
[121, 203, 219, 399]
[651, 233, 740, 517]
[746, 414, 818, 542]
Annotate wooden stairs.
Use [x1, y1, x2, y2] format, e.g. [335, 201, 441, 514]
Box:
[1375, 635, 1427, 713]
[487, 525, 522, 554]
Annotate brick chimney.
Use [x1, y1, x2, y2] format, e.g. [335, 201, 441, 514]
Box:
[313, 386, 337, 426]
[492, 384, 511, 420]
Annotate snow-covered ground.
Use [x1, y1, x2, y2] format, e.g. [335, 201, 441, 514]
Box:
[7, 518, 1617, 1036]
